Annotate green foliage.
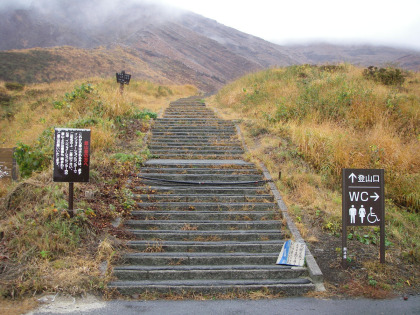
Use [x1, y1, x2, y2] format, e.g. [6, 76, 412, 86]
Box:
[363, 66, 406, 85]
[112, 153, 139, 164]
[156, 86, 173, 97]
[68, 117, 101, 128]
[14, 142, 50, 178]
[53, 84, 93, 109]
[5, 82, 25, 91]
[64, 83, 93, 101]
[368, 276, 378, 287]
[132, 108, 158, 120]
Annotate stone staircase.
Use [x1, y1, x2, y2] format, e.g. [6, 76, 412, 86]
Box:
[109, 97, 320, 295]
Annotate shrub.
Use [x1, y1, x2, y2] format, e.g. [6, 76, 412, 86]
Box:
[363, 66, 406, 86]
[132, 109, 158, 120]
[5, 82, 25, 91]
[0, 91, 11, 106]
[14, 142, 50, 178]
[156, 86, 173, 97]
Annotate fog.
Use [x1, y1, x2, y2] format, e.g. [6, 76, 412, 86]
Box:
[2, 0, 420, 51]
[0, 0, 187, 28]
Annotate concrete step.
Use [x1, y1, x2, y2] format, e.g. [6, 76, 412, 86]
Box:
[133, 194, 274, 202]
[152, 126, 236, 130]
[134, 202, 277, 211]
[113, 264, 308, 281]
[125, 240, 283, 253]
[132, 186, 270, 195]
[128, 229, 282, 241]
[144, 159, 255, 167]
[150, 149, 244, 155]
[122, 252, 280, 265]
[139, 167, 260, 174]
[124, 220, 282, 230]
[148, 145, 243, 151]
[129, 210, 280, 221]
[147, 141, 242, 147]
[148, 154, 244, 160]
[151, 132, 237, 137]
[108, 279, 314, 295]
[135, 173, 262, 181]
[150, 134, 238, 139]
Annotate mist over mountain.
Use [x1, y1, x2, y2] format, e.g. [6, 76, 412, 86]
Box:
[1, 0, 419, 91]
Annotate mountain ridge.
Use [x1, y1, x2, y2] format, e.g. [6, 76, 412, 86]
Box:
[1, 0, 419, 91]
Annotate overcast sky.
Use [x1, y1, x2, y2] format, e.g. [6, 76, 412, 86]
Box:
[160, 0, 420, 51]
[5, 0, 420, 51]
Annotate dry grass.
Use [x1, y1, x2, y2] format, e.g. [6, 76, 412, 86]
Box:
[0, 77, 197, 299]
[0, 78, 196, 148]
[209, 64, 420, 275]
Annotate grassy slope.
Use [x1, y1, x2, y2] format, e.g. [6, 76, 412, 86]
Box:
[0, 78, 196, 299]
[209, 64, 420, 294]
[0, 46, 172, 85]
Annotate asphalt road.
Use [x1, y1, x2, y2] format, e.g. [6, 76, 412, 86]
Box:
[27, 294, 420, 315]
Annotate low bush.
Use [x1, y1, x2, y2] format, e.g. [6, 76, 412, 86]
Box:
[5, 82, 25, 91]
[363, 66, 406, 86]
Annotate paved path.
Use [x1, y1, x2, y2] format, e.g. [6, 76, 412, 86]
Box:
[28, 294, 420, 315]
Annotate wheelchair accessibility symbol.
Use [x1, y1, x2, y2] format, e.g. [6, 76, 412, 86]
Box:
[367, 207, 380, 224]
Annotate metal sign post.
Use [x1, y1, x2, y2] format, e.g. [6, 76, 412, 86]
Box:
[53, 128, 91, 217]
[342, 169, 385, 266]
[116, 70, 131, 95]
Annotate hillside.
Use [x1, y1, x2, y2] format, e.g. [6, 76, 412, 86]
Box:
[1, 0, 420, 91]
[0, 0, 301, 91]
[289, 43, 420, 71]
[209, 64, 420, 296]
[0, 46, 225, 91]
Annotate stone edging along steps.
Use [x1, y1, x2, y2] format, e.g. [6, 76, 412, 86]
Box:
[108, 97, 324, 295]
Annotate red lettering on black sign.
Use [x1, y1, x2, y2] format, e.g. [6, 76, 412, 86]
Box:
[83, 141, 89, 166]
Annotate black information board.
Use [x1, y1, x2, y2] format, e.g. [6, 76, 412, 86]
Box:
[116, 70, 131, 85]
[53, 128, 91, 182]
[342, 168, 385, 263]
[342, 169, 384, 226]
[0, 148, 17, 181]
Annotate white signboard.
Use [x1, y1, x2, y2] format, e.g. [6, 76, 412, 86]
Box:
[276, 240, 306, 266]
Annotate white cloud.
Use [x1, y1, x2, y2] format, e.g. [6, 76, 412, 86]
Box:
[158, 0, 420, 50]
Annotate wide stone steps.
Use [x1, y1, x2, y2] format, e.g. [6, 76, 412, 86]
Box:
[136, 173, 261, 181]
[110, 97, 316, 296]
[133, 186, 269, 195]
[127, 229, 282, 242]
[134, 194, 274, 202]
[122, 252, 281, 265]
[124, 219, 281, 230]
[130, 210, 279, 221]
[139, 167, 260, 174]
[113, 265, 307, 281]
[125, 240, 283, 252]
[149, 154, 244, 160]
[110, 279, 314, 296]
[150, 149, 243, 155]
[134, 202, 278, 211]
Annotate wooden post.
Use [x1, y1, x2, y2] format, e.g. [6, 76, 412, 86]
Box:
[68, 182, 74, 218]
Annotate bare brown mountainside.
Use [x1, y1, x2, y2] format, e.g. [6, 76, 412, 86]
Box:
[288, 43, 420, 72]
[1, 0, 419, 91]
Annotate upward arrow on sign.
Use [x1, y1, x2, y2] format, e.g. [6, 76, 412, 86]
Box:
[349, 173, 357, 183]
